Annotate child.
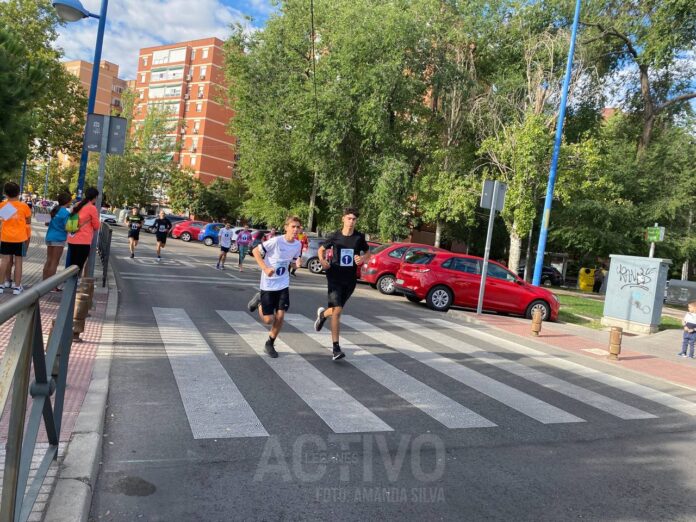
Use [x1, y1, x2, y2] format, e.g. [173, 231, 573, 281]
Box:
[0, 182, 32, 295]
[678, 301, 696, 358]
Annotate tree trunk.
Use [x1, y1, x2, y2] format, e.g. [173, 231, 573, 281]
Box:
[683, 209, 693, 281]
[507, 224, 522, 276]
[523, 227, 534, 281]
[434, 220, 443, 248]
[307, 168, 318, 232]
[637, 64, 655, 157]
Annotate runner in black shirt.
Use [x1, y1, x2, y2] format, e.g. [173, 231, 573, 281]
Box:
[153, 211, 172, 262]
[313, 207, 371, 361]
[125, 207, 143, 259]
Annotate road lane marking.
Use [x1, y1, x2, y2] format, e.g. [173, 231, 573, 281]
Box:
[218, 311, 392, 434]
[284, 314, 496, 429]
[426, 317, 696, 416]
[381, 316, 656, 420]
[342, 316, 584, 425]
[153, 308, 268, 439]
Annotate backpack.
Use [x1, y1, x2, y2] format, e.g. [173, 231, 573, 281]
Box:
[66, 213, 80, 233]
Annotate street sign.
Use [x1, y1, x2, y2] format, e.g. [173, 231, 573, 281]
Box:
[84, 114, 126, 155]
[480, 179, 507, 211]
[646, 227, 665, 242]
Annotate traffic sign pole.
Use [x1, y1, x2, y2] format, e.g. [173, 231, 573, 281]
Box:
[477, 180, 500, 315]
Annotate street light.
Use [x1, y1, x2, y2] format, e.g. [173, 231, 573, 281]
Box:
[52, 0, 109, 199]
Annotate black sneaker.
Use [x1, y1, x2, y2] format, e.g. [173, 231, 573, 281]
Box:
[332, 346, 345, 361]
[247, 292, 261, 312]
[265, 339, 278, 358]
[314, 307, 327, 332]
[130, 253, 135, 258]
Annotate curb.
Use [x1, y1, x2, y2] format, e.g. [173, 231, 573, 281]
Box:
[44, 270, 118, 522]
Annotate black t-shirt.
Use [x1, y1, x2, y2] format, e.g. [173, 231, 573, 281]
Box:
[322, 230, 369, 282]
[154, 218, 172, 235]
[126, 214, 143, 231]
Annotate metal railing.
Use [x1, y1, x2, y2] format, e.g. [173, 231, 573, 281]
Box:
[96, 223, 112, 288]
[0, 266, 79, 522]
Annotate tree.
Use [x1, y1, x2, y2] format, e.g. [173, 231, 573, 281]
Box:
[167, 168, 204, 216]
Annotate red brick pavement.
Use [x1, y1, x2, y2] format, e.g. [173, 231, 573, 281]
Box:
[467, 313, 696, 390]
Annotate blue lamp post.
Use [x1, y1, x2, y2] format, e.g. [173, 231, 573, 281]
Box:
[52, 0, 109, 200]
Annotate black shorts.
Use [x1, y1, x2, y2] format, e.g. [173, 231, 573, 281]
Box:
[68, 244, 91, 270]
[260, 288, 290, 316]
[0, 241, 24, 257]
[327, 278, 356, 308]
[156, 233, 167, 245]
[128, 230, 140, 240]
[220, 245, 230, 253]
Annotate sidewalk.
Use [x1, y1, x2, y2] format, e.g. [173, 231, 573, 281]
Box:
[0, 223, 111, 521]
[448, 309, 696, 392]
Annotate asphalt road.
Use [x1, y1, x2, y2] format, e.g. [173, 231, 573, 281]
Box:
[89, 227, 696, 521]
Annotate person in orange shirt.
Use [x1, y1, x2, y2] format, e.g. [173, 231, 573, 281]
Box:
[0, 182, 32, 295]
[66, 187, 101, 275]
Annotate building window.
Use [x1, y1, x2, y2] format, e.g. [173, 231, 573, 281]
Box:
[193, 121, 200, 134]
[152, 47, 186, 65]
[191, 155, 196, 166]
[196, 102, 202, 112]
[140, 73, 146, 83]
[191, 49, 196, 60]
[185, 102, 190, 112]
[202, 48, 209, 59]
[197, 85, 204, 98]
[143, 56, 148, 66]
[200, 66, 207, 80]
[139, 90, 144, 99]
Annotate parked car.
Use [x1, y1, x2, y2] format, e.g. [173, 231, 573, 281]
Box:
[395, 251, 559, 320]
[516, 264, 564, 286]
[144, 214, 188, 233]
[361, 242, 446, 295]
[171, 220, 208, 241]
[99, 211, 118, 224]
[198, 223, 225, 246]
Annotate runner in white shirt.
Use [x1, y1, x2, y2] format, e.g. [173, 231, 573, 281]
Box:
[247, 216, 303, 358]
[216, 222, 234, 270]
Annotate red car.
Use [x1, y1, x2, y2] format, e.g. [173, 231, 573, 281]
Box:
[171, 220, 208, 242]
[361, 242, 445, 295]
[395, 251, 559, 320]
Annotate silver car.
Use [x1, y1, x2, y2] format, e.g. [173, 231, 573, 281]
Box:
[300, 237, 326, 273]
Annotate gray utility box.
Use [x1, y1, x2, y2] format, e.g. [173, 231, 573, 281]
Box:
[665, 279, 696, 307]
[601, 255, 671, 334]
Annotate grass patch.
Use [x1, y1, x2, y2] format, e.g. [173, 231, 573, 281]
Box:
[558, 294, 681, 330]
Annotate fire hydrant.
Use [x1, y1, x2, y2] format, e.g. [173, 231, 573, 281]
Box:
[608, 326, 623, 360]
[531, 309, 543, 336]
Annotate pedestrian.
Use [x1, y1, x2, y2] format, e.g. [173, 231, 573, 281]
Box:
[313, 207, 371, 361]
[42, 191, 72, 281]
[125, 206, 143, 258]
[246, 216, 303, 358]
[264, 227, 277, 241]
[678, 301, 696, 359]
[66, 187, 100, 275]
[593, 266, 605, 293]
[236, 224, 253, 271]
[217, 222, 234, 270]
[153, 210, 172, 262]
[290, 226, 309, 277]
[0, 182, 32, 295]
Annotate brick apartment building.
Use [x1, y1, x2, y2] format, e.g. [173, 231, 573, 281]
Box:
[133, 37, 236, 184]
[63, 59, 128, 115]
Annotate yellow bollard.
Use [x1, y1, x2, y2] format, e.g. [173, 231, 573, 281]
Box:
[72, 292, 91, 341]
[608, 326, 623, 360]
[531, 309, 543, 336]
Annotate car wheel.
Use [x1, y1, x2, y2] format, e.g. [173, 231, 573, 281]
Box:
[541, 276, 552, 287]
[406, 295, 421, 303]
[308, 257, 323, 274]
[526, 300, 550, 321]
[377, 274, 396, 295]
[203, 237, 214, 246]
[426, 285, 452, 312]
[181, 232, 192, 242]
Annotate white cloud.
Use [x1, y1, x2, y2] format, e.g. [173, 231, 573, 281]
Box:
[55, 0, 262, 80]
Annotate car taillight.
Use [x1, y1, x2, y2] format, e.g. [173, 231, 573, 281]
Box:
[411, 267, 430, 273]
[369, 256, 377, 265]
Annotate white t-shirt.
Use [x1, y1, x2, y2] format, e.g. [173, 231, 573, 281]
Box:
[219, 228, 234, 248]
[259, 236, 302, 291]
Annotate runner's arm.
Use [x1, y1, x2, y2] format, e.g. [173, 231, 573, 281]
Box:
[252, 243, 274, 277]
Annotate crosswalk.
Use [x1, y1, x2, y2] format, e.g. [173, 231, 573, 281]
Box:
[149, 307, 696, 440]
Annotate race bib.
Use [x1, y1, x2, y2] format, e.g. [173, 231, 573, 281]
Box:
[273, 262, 289, 277]
[340, 249, 354, 267]
[131, 222, 139, 230]
[159, 225, 166, 232]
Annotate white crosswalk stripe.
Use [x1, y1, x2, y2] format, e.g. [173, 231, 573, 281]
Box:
[381, 316, 656, 420]
[284, 314, 497, 429]
[217, 311, 392, 434]
[153, 308, 268, 439]
[425, 317, 696, 416]
[342, 315, 584, 424]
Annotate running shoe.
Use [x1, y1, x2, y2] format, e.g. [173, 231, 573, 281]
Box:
[314, 307, 327, 332]
[130, 253, 135, 259]
[12, 285, 24, 295]
[215, 264, 221, 270]
[0, 280, 11, 293]
[156, 257, 161, 262]
[247, 292, 261, 312]
[264, 339, 278, 358]
[332, 345, 345, 361]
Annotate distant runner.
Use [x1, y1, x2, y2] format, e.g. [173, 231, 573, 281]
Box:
[236, 224, 253, 272]
[125, 207, 143, 259]
[216, 222, 234, 270]
[153, 211, 172, 262]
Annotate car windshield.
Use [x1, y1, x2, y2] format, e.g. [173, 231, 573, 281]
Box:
[405, 252, 435, 265]
[372, 244, 390, 255]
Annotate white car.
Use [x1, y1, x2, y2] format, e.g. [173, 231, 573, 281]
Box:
[99, 212, 118, 224]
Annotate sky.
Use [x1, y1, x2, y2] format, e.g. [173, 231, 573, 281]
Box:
[55, 0, 276, 79]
